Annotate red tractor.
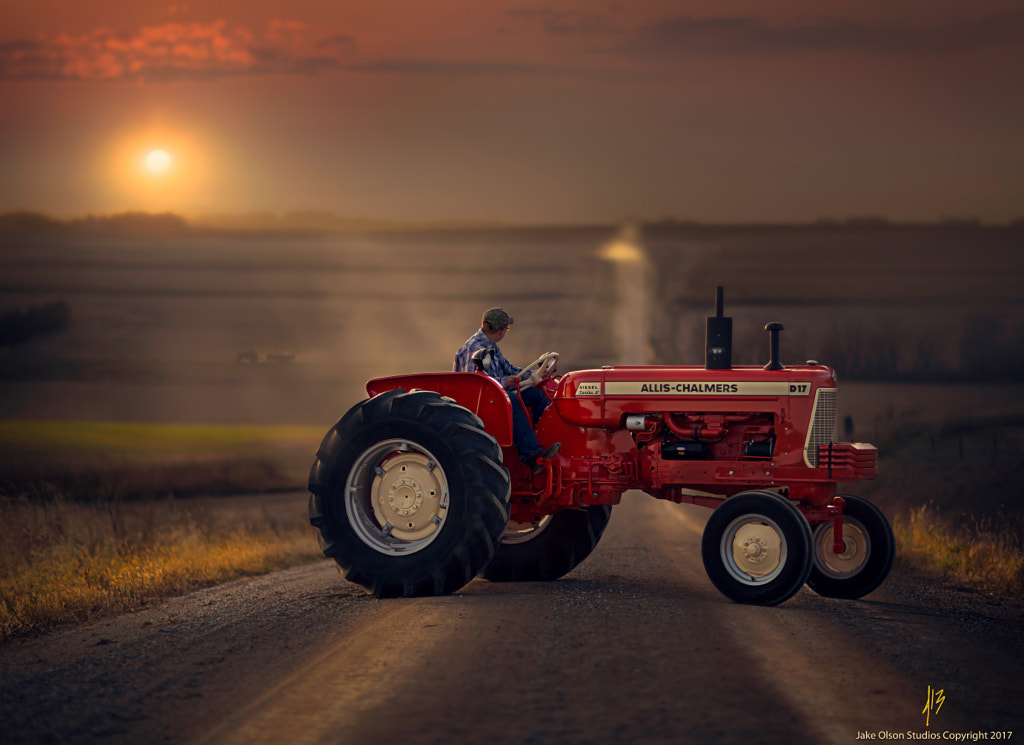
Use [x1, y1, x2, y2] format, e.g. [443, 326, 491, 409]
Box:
[308, 289, 893, 606]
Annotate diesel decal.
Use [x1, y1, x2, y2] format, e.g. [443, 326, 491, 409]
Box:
[604, 381, 813, 397]
[574, 381, 602, 396]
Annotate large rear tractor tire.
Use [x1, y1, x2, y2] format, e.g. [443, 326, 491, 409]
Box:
[483, 505, 612, 582]
[806, 494, 895, 599]
[701, 490, 813, 606]
[308, 389, 511, 597]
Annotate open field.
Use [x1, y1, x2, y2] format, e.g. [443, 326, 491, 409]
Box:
[0, 226, 619, 424]
[643, 222, 1024, 377]
[0, 419, 321, 498]
[2, 222, 1020, 419]
[1, 222, 1022, 637]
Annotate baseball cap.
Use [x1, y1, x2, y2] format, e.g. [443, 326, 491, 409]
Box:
[482, 307, 514, 329]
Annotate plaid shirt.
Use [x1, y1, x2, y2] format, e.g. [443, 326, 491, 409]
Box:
[453, 329, 523, 384]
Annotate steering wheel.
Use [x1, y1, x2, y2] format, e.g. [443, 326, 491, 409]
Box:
[518, 352, 559, 390]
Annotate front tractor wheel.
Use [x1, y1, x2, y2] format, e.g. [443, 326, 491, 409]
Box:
[308, 389, 511, 597]
[806, 495, 895, 599]
[701, 491, 813, 606]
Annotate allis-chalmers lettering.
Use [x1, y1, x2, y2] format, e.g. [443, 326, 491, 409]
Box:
[604, 381, 811, 396]
[640, 382, 739, 394]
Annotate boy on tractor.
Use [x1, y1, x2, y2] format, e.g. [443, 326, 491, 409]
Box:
[454, 307, 560, 474]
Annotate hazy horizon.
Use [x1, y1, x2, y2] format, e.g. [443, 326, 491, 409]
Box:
[3, 208, 1022, 234]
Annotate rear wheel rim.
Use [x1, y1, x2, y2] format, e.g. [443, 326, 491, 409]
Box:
[720, 514, 789, 586]
[501, 514, 554, 545]
[345, 438, 450, 555]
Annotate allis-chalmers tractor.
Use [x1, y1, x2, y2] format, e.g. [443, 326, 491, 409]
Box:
[308, 289, 894, 606]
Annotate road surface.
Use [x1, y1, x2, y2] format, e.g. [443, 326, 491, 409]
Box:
[2, 492, 1022, 745]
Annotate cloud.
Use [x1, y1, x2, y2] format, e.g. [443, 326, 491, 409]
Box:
[348, 58, 581, 78]
[0, 19, 603, 83]
[0, 40, 64, 81]
[318, 35, 357, 54]
[0, 18, 600, 83]
[0, 20, 346, 82]
[627, 12, 1024, 57]
[504, 8, 620, 36]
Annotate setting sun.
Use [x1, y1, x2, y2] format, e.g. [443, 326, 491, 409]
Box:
[144, 149, 172, 175]
[98, 124, 225, 213]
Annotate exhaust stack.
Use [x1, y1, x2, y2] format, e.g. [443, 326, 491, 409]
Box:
[764, 322, 785, 371]
[705, 286, 732, 370]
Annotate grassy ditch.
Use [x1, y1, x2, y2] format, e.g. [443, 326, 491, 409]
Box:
[890, 507, 1023, 596]
[0, 420, 326, 640]
[860, 414, 1024, 597]
[0, 494, 321, 639]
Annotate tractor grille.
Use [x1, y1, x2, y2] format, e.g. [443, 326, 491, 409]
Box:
[804, 388, 838, 467]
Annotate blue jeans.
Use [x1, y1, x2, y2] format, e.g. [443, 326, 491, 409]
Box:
[509, 387, 550, 460]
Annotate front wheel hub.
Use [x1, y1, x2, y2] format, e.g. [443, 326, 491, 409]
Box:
[742, 536, 769, 563]
[725, 517, 786, 582]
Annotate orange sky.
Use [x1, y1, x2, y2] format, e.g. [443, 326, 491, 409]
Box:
[2, 0, 1022, 223]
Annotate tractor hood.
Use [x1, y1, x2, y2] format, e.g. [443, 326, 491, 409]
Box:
[553, 365, 837, 429]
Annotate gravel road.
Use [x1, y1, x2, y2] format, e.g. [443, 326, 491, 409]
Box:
[2, 492, 1021, 745]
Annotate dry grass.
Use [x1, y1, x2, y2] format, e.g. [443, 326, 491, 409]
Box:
[0, 494, 321, 639]
[891, 507, 1024, 596]
[0, 419, 325, 639]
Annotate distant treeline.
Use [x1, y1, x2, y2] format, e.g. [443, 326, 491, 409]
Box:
[3, 210, 1024, 238]
[0, 211, 188, 236]
[0, 210, 499, 236]
[0, 302, 71, 347]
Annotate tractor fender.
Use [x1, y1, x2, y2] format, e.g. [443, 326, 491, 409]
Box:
[366, 372, 514, 447]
